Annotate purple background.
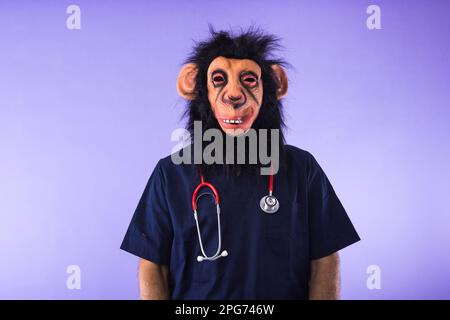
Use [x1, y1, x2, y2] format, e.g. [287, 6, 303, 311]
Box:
[1, 0, 449, 299]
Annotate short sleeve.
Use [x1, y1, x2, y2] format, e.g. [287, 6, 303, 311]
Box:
[307, 153, 360, 260]
[120, 160, 173, 265]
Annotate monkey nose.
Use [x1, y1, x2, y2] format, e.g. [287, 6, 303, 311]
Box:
[228, 94, 243, 102]
[223, 92, 246, 109]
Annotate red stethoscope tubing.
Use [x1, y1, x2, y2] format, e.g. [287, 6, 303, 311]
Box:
[268, 173, 273, 194]
[191, 174, 273, 212]
[191, 175, 220, 211]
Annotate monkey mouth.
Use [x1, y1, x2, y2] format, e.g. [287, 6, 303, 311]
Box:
[217, 112, 253, 132]
[221, 117, 243, 125]
[217, 112, 254, 130]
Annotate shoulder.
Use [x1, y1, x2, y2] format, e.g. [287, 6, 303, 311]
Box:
[153, 146, 195, 178]
[156, 153, 176, 171]
[282, 144, 323, 180]
[283, 144, 314, 164]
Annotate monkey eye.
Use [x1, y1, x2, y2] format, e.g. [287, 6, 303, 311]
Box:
[242, 75, 258, 87]
[212, 73, 226, 87]
[213, 75, 224, 83]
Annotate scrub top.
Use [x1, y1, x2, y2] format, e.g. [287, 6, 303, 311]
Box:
[120, 145, 360, 299]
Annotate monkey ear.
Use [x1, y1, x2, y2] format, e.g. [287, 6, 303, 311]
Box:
[177, 63, 198, 100]
[271, 64, 288, 99]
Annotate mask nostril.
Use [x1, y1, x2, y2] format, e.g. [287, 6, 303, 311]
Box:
[222, 92, 246, 108]
[228, 95, 242, 102]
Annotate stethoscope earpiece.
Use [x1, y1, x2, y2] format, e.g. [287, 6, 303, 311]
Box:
[197, 250, 228, 262]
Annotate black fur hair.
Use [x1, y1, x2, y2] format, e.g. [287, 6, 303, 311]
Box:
[181, 26, 288, 179]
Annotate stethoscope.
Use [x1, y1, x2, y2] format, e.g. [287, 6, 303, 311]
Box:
[191, 173, 279, 262]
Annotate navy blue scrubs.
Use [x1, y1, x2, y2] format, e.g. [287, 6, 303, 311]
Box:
[120, 145, 360, 299]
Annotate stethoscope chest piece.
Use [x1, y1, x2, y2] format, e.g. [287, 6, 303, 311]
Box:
[260, 194, 279, 214]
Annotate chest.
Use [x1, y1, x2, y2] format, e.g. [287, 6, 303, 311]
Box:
[166, 168, 309, 242]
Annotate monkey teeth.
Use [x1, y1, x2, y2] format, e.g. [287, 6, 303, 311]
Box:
[222, 118, 243, 124]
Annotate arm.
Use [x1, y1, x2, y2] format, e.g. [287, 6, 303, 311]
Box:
[138, 258, 170, 300]
[309, 252, 340, 300]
